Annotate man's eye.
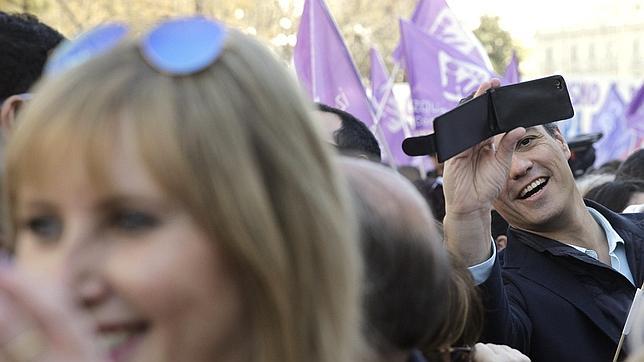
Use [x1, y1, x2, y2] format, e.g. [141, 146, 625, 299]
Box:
[111, 211, 159, 232]
[517, 137, 534, 149]
[23, 216, 62, 240]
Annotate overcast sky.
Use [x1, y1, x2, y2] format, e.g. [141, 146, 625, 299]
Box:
[447, 0, 643, 47]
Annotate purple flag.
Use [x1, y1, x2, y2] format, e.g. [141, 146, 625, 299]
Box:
[590, 84, 636, 166]
[293, 0, 374, 127]
[502, 51, 520, 85]
[399, 19, 493, 132]
[370, 47, 412, 165]
[393, 0, 493, 72]
[625, 83, 644, 153]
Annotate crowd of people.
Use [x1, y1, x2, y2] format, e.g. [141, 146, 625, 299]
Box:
[0, 10, 643, 362]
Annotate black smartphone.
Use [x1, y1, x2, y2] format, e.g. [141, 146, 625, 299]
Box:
[403, 75, 575, 163]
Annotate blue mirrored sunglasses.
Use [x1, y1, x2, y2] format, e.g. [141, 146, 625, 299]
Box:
[45, 16, 228, 76]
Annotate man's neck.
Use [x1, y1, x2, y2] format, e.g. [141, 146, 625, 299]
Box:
[529, 202, 610, 263]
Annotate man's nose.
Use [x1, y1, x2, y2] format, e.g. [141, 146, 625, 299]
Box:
[509, 154, 533, 180]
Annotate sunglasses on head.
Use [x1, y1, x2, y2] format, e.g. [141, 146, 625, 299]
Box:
[45, 16, 228, 77]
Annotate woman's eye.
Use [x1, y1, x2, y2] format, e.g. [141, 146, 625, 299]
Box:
[111, 210, 159, 232]
[23, 216, 62, 240]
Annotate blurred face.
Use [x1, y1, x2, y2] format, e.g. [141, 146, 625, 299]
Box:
[315, 110, 342, 145]
[13, 129, 246, 362]
[492, 126, 576, 231]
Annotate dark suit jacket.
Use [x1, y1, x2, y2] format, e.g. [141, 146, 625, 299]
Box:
[480, 200, 644, 362]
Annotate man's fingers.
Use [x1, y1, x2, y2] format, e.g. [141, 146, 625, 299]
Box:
[473, 78, 502, 98]
[495, 127, 526, 164]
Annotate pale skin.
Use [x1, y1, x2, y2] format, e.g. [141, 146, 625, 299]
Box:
[0, 127, 247, 362]
[474, 343, 530, 362]
[443, 79, 610, 267]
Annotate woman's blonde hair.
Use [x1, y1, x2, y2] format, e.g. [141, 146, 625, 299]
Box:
[5, 29, 362, 362]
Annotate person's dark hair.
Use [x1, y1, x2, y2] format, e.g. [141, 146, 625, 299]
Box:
[593, 160, 622, 175]
[491, 210, 509, 240]
[0, 12, 64, 100]
[584, 180, 644, 212]
[422, 251, 484, 356]
[414, 178, 446, 223]
[615, 149, 644, 181]
[316, 103, 381, 161]
[344, 162, 448, 356]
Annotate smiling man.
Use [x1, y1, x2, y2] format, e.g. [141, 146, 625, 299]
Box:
[442, 79, 644, 362]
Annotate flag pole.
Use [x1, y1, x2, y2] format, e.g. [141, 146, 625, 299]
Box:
[369, 61, 401, 170]
[613, 281, 644, 362]
[309, 0, 319, 102]
[372, 62, 411, 138]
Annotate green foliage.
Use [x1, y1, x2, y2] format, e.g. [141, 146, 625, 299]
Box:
[474, 15, 518, 75]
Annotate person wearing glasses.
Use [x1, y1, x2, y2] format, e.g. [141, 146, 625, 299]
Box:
[442, 79, 644, 362]
[0, 17, 362, 362]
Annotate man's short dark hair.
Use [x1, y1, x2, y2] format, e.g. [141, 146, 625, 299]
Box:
[316, 103, 382, 162]
[0, 12, 64, 100]
[616, 149, 644, 181]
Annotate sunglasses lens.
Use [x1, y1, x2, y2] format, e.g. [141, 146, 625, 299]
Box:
[141, 17, 227, 75]
[46, 24, 128, 76]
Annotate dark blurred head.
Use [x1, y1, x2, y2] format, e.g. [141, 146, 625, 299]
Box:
[414, 178, 446, 223]
[0, 12, 63, 141]
[316, 103, 381, 162]
[0, 12, 63, 100]
[422, 251, 483, 359]
[616, 149, 644, 182]
[340, 158, 448, 359]
[566, 132, 603, 178]
[593, 160, 622, 175]
[491, 210, 509, 252]
[585, 179, 644, 212]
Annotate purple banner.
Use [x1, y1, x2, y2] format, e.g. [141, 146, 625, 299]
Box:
[370, 47, 412, 165]
[393, 0, 492, 72]
[502, 51, 520, 86]
[590, 83, 636, 166]
[399, 19, 493, 132]
[625, 83, 644, 153]
[293, 0, 375, 127]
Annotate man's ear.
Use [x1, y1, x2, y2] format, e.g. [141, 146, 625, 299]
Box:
[0, 94, 27, 140]
[551, 126, 571, 160]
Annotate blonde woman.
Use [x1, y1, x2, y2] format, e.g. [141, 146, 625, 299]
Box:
[0, 17, 362, 362]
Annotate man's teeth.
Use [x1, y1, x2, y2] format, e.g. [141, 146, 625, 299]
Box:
[96, 331, 132, 352]
[520, 178, 547, 198]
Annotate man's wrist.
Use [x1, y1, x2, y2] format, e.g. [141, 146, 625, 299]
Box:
[444, 208, 493, 266]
